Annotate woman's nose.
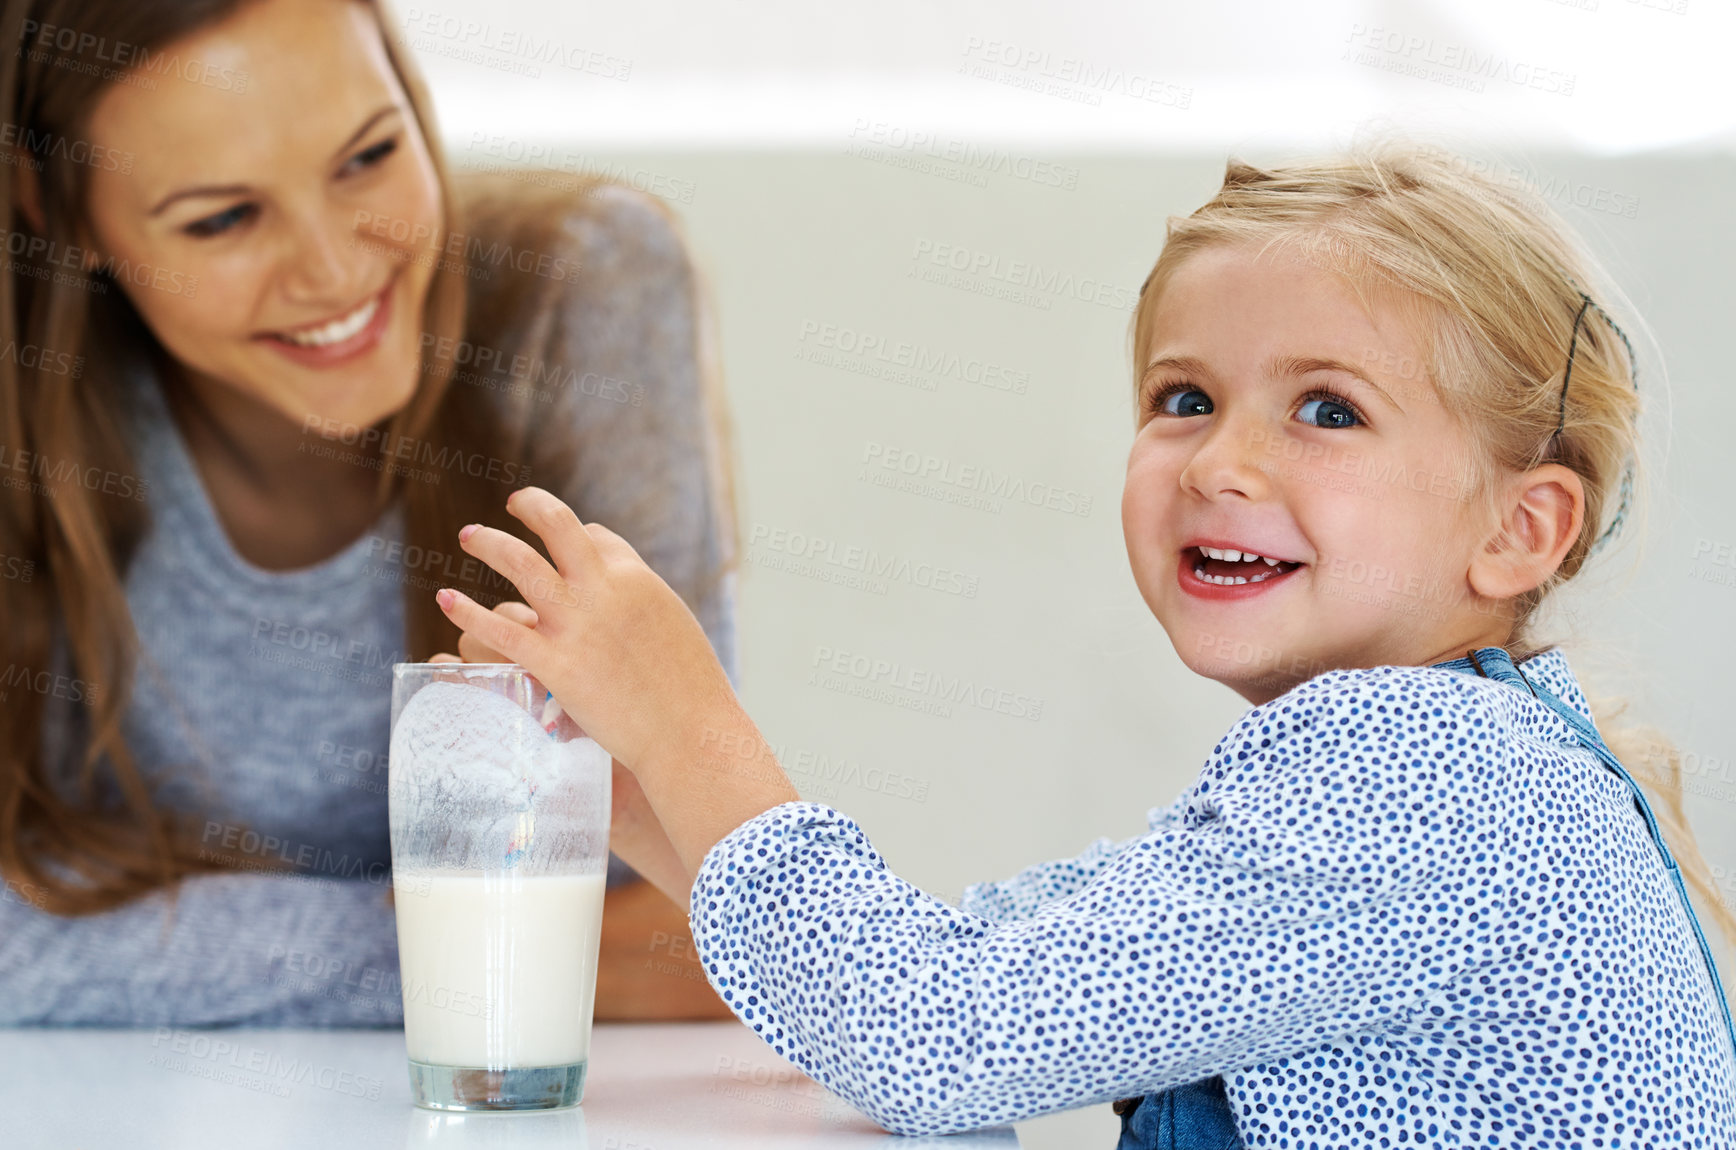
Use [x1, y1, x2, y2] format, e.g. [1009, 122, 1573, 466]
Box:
[280, 210, 370, 302]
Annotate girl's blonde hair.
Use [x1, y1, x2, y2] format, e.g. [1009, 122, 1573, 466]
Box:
[1130, 139, 1736, 954]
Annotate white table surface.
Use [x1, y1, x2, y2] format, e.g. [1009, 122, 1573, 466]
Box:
[2, 1021, 1019, 1149]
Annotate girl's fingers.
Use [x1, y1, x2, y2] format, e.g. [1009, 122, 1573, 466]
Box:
[582, 520, 642, 562]
[436, 588, 542, 664]
[456, 523, 575, 622]
[456, 601, 541, 663]
[505, 487, 600, 582]
[495, 601, 540, 627]
[456, 629, 500, 664]
[428, 652, 462, 664]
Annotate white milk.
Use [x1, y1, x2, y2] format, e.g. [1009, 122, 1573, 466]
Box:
[393, 870, 607, 1068]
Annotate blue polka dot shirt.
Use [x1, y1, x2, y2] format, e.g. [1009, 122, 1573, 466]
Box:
[689, 648, 1736, 1143]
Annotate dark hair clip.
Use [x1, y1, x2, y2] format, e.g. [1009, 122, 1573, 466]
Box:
[1552, 289, 1640, 556]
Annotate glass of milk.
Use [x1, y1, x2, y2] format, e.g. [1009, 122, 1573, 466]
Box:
[388, 663, 611, 1112]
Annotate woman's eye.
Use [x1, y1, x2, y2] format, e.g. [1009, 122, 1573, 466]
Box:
[184, 203, 256, 238]
[1150, 386, 1213, 417]
[1296, 395, 1361, 429]
[342, 137, 398, 176]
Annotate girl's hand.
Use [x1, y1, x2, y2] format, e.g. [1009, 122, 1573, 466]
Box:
[436, 487, 735, 769]
[436, 488, 798, 876]
[426, 595, 694, 902]
[428, 600, 539, 664]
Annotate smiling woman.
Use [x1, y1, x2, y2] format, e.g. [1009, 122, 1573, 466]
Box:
[0, 0, 737, 1025]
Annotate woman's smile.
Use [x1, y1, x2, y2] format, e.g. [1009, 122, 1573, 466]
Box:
[256, 270, 399, 369]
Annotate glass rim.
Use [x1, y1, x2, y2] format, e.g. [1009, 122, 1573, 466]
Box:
[391, 661, 528, 676]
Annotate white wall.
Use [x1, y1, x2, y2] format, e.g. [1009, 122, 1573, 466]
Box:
[400, 4, 1736, 1145]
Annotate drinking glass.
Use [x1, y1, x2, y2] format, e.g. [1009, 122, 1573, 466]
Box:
[389, 663, 611, 1112]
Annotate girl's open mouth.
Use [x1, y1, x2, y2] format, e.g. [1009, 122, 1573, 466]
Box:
[1178, 545, 1304, 599]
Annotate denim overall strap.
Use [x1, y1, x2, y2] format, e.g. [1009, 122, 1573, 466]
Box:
[1434, 646, 1736, 1060]
[1112, 1075, 1241, 1150]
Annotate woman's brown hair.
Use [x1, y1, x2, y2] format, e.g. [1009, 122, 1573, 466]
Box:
[0, 0, 700, 914]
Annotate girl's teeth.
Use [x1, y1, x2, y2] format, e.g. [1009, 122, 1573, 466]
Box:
[1192, 563, 1289, 586]
[1198, 545, 1285, 565]
[278, 295, 379, 347]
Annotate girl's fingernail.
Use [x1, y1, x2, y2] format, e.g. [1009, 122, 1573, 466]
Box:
[458, 524, 479, 543]
[436, 589, 457, 610]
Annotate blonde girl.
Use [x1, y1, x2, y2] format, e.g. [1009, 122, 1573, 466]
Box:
[433, 142, 1736, 1146]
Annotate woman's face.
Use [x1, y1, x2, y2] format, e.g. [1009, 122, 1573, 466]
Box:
[81, 0, 441, 434]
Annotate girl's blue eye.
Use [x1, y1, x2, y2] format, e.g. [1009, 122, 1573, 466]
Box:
[1297, 396, 1360, 429]
[1159, 387, 1212, 417]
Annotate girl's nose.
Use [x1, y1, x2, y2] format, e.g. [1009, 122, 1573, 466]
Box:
[1178, 417, 1274, 502]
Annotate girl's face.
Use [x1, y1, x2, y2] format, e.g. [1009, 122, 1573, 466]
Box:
[1122, 242, 1512, 705]
[80, 0, 441, 434]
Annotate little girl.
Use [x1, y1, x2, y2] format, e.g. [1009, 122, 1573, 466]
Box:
[431, 145, 1736, 1147]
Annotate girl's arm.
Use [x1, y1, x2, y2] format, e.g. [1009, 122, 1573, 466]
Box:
[957, 830, 1146, 924]
[682, 672, 1523, 1135]
[433, 493, 1523, 1136]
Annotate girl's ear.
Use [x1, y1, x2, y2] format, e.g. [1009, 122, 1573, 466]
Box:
[1467, 464, 1586, 600]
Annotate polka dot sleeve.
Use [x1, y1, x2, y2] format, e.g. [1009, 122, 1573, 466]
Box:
[958, 831, 1145, 924]
[687, 666, 1533, 1137]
